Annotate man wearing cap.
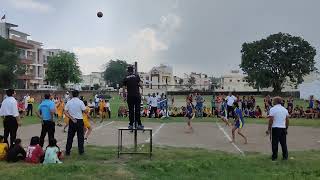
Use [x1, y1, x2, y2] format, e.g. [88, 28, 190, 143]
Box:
[64, 90, 87, 155]
[0, 89, 20, 147]
[123, 66, 144, 129]
[266, 96, 289, 161]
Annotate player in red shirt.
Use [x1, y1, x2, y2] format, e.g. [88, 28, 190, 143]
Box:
[25, 136, 44, 164]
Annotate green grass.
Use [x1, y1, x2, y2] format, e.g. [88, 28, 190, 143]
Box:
[0, 145, 319, 180]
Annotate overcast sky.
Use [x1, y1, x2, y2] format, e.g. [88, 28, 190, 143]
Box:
[1, 0, 319, 76]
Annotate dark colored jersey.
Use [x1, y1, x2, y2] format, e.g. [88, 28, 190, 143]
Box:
[123, 73, 141, 97]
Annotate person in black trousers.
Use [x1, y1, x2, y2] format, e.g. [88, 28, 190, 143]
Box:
[64, 90, 87, 155]
[123, 66, 144, 129]
[266, 96, 289, 161]
[0, 89, 21, 147]
[36, 93, 56, 147]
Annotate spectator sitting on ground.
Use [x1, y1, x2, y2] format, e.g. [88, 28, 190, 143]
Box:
[305, 107, 314, 119]
[291, 105, 299, 118]
[299, 106, 305, 117]
[6, 139, 26, 163]
[180, 106, 186, 117]
[0, 135, 8, 161]
[118, 106, 128, 118]
[255, 106, 263, 118]
[171, 107, 178, 117]
[249, 108, 255, 118]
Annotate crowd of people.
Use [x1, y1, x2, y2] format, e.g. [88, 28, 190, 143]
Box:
[126, 92, 320, 120]
[0, 89, 112, 164]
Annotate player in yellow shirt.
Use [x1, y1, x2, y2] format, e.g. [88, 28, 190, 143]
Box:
[83, 101, 93, 143]
[0, 135, 8, 160]
[99, 99, 106, 123]
[56, 98, 65, 127]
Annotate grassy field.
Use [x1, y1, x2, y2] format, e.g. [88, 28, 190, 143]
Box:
[0, 145, 319, 180]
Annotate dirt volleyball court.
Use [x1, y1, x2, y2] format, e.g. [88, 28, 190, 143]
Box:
[6, 120, 320, 156]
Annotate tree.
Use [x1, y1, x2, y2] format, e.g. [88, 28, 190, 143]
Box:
[0, 37, 25, 88]
[240, 32, 317, 93]
[93, 83, 100, 90]
[210, 77, 221, 90]
[46, 51, 81, 89]
[186, 76, 196, 89]
[104, 59, 129, 87]
[178, 79, 184, 85]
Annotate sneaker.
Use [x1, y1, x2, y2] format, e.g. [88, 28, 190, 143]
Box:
[137, 125, 144, 130]
[128, 125, 133, 130]
[84, 138, 88, 143]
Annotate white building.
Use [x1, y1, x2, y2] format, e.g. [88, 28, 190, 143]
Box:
[182, 72, 211, 91]
[81, 72, 106, 89]
[217, 70, 256, 92]
[139, 64, 175, 94]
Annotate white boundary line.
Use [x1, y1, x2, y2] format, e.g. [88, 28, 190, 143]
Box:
[215, 121, 245, 156]
[145, 123, 165, 142]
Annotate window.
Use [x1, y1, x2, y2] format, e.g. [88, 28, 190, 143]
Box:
[237, 80, 240, 82]
[229, 79, 232, 82]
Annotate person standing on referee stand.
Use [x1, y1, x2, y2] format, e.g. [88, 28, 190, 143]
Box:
[123, 66, 144, 130]
[64, 90, 87, 155]
[0, 89, 21, 147]
[266, 96, 289, 161]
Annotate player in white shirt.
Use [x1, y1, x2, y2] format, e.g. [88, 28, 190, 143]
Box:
[266, 96, 289, 161]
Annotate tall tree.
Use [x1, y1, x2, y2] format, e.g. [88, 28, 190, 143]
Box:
[46, 51, 81, 88]
[240, 32, 317, 93]
[104, 59, 129, 87]
[210, 77, 221, 90]
[0, 37, 24, 88]
[186, 76, 196, 89]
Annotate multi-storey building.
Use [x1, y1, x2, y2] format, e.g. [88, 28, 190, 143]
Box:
[1, 22, 45, 89]
[81, 72, 106, 89]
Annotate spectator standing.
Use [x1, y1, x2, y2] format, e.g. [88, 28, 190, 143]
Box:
[64, 90, 87, 156]
[226, 92, 237, 118]
[0, 89, 20, 147]
[36, 94, 56, 147]
[149, 93, 158, 118]
[266, 96, 289, 161]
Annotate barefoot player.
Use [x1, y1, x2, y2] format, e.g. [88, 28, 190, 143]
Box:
[231, 102, 248, 144]
[185, 98, 195, 131]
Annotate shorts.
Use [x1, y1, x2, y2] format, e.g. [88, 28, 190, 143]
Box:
[84, 118, 91, 129]
[235, 120, 244, 129]
[186, 114, 193, 119]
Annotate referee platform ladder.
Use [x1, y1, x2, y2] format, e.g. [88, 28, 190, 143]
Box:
[117, 127, 153, 159]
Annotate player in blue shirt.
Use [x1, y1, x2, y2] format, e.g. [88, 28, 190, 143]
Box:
[185, 98, 195, 132]
[231, 102, 248, 144]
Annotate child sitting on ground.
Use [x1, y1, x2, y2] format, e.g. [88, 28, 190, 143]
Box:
[43, 139, 63, 164]
[7, 139, 26, 163]
[0, 135, 8, 160]
[248, 108, 255, 118]
[255, 106, 263, 118]
[25, 136, 44, 164]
